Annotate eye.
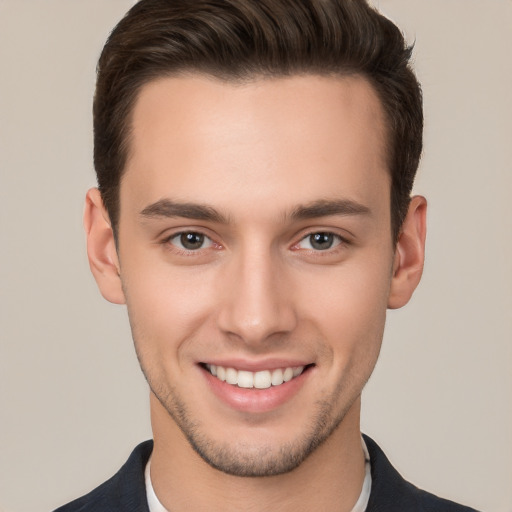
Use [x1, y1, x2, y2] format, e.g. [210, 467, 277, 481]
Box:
[168, 231, 214, 251]
[296, 232, 342, 251]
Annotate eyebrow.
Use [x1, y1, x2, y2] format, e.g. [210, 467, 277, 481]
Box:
[140, 199, 229, 224]
[289, 199, 371, 220]
[139, 198, 370, 224]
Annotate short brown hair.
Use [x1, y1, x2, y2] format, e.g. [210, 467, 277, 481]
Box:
[94, 0, 422, 240]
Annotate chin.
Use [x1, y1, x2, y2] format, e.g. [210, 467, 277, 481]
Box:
[152, 378, 356, 477]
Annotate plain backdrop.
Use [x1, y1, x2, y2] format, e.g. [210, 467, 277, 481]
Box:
[0, 1, 511, 511]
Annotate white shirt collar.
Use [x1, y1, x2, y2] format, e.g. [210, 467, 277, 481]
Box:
[145, 437, 372, 512]
[145, 459, 168, 512]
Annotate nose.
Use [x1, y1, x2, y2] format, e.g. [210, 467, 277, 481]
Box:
[217, 246, 297, 346]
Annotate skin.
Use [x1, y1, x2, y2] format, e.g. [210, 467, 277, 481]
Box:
[85, 74, 426, 512]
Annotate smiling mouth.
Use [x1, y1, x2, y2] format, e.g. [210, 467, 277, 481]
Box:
[202, 364, 311, 389]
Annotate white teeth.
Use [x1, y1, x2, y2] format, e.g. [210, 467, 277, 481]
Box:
[205, 364, 305, 389]
[283, 367, 294, 382]
[254, 370, 272, 389]
[216, 366, 226, 381]
[237, 370, 254, 388]
[292, 366, 302, 377]
[271, 368, 284, 386]
[225, 367, 238, 385]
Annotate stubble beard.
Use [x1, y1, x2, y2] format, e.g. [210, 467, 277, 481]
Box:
[127, 296, 377, 478]
[145, 367, 360, 478]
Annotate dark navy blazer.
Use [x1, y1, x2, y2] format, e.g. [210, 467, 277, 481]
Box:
[54, 435, 480, 511]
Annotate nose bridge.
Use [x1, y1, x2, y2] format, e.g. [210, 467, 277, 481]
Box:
[217, 241, 296, 344]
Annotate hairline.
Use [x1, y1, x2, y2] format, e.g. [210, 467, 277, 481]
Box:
[111, 68, 396, 242]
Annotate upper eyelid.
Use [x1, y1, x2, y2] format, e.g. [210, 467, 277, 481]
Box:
[161, 228, 215, 242]
[296, 232, 344, 246]
[163, 231, 217, 254]
[159, 228, 351, 248]
[296, 229, 351, 244]
[288, 231, 351, 256]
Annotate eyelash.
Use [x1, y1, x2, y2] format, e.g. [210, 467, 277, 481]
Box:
[163, 231, 220, 254]
[292, 232, 347, 252]
[161, 230, 349, 256]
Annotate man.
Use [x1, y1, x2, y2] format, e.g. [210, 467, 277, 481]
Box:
[55, 0, 479, 510]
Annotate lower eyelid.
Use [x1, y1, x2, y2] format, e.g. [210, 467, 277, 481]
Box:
[165, 232, 214, 250]
[162, 230, 349, 253]
[295, 233, 345, 250]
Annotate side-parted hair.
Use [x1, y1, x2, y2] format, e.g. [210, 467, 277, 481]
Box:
[94, 0, 422, 241]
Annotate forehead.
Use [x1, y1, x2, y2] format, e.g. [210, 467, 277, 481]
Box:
[122, 73, 389, 218]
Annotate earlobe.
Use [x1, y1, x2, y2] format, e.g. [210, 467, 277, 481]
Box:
[84, 188, 126, 305]
[387, 195, 427, 309]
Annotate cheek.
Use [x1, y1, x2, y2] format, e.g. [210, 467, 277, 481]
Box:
[297, 255, 392, 356]
[314, 275, 388, 399]
[120, 259, 220, 360]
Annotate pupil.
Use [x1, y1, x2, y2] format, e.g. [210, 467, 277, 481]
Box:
[310, 232, 333, 250]
[181, 232, 204, 250]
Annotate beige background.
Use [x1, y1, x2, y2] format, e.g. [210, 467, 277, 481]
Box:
[0, 1, 511, 511]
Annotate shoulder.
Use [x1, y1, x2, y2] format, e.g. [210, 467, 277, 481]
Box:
[363, 435, 480, 512]
[53, 440, 153, 512]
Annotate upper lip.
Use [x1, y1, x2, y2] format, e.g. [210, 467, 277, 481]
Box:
[200, 358, 313, 372]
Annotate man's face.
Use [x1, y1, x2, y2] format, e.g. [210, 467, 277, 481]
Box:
[116, 74, 394, 476]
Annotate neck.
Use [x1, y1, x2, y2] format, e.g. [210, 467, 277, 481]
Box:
[149, 393, 366, 512]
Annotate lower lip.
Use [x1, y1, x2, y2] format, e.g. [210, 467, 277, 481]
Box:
[201, 366, 311, 413]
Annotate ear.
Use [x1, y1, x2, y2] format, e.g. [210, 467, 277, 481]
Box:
[388, 195, 427, 309]
[84, 188, 126, 304]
